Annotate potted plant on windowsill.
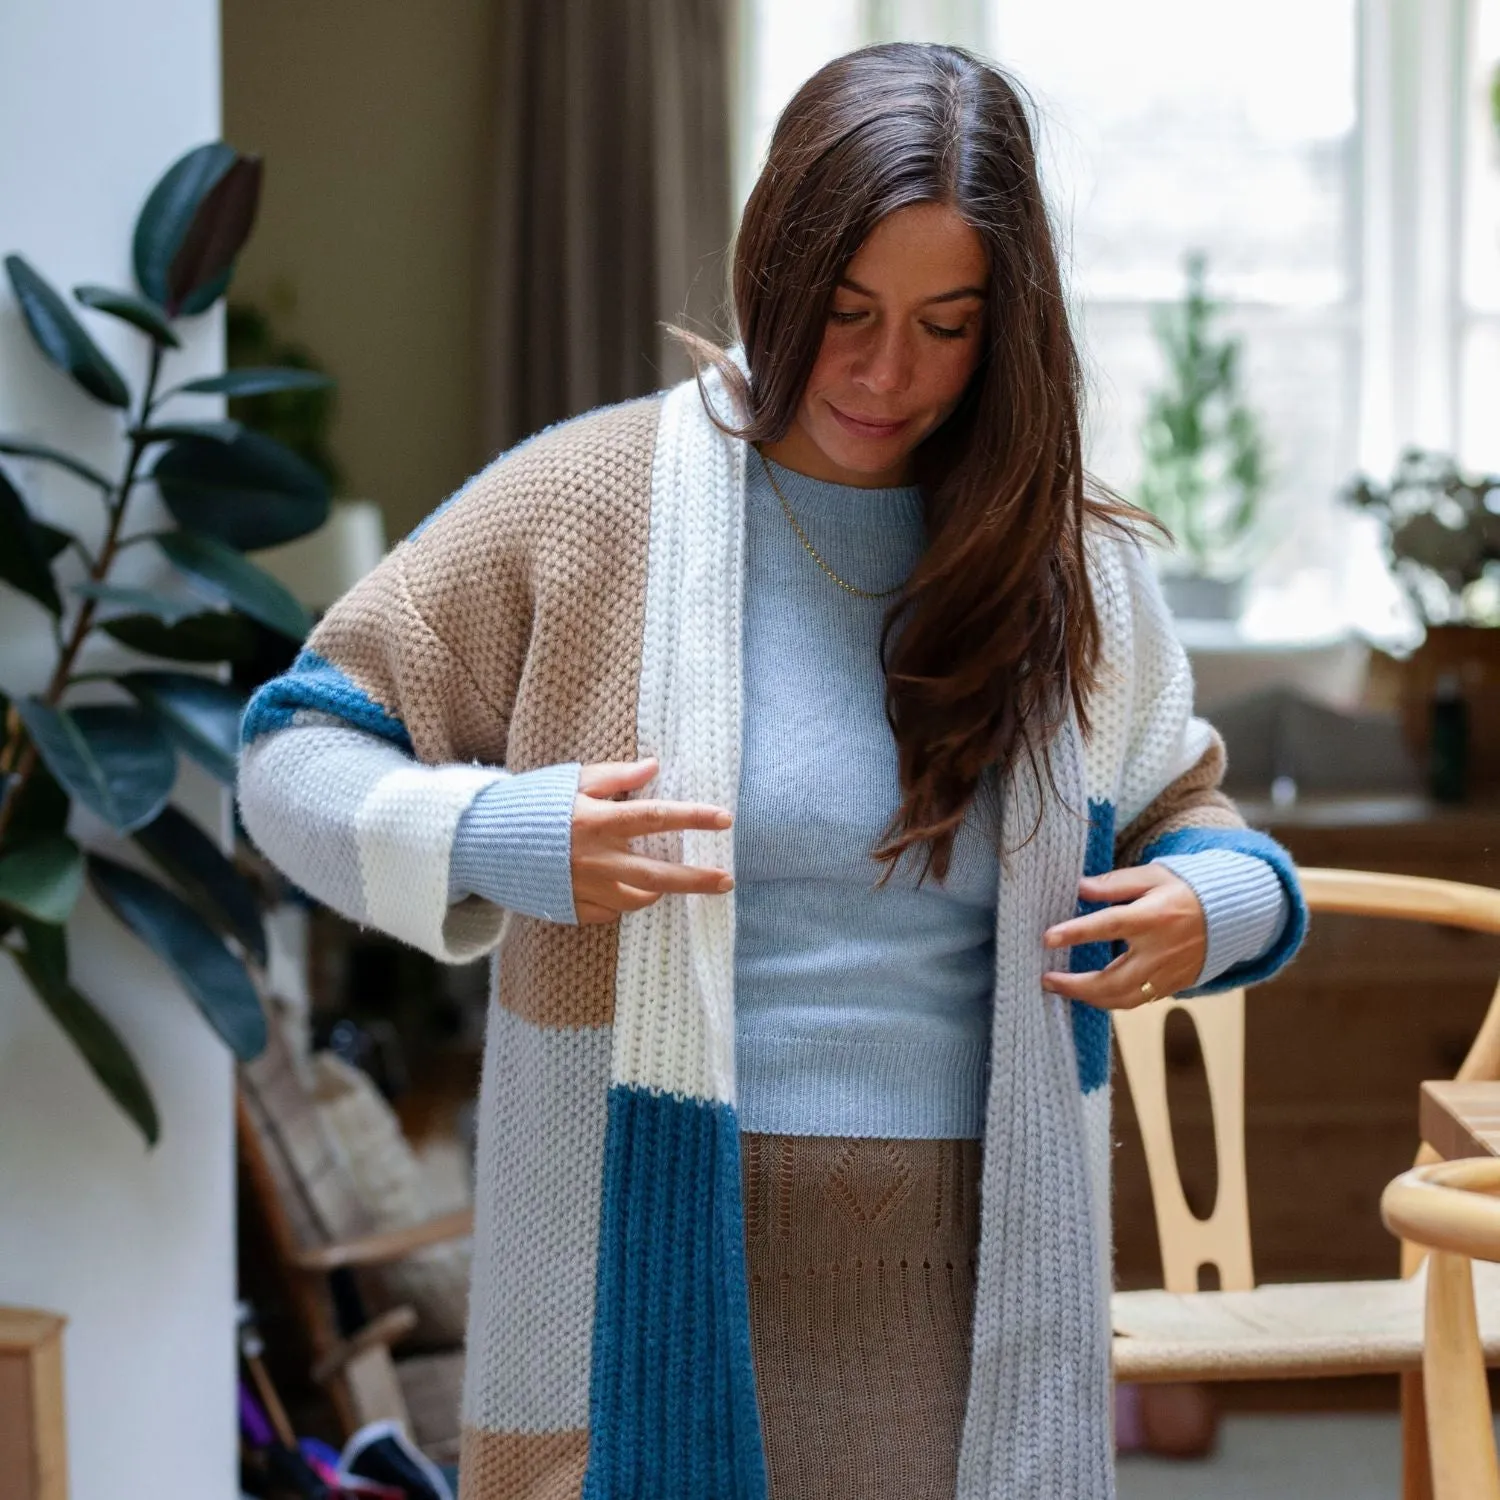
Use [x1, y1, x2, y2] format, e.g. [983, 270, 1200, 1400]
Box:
[0, 143, 332, 1143]
[1137, 251, 1269, 622]
[1344, 447, 1500, 795]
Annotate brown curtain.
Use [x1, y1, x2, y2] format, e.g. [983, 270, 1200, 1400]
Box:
[480, 0, 734, 455]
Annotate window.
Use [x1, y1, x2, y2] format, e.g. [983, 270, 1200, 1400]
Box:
[736, 0, 1495, 645]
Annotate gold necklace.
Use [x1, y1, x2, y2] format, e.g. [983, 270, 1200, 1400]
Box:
[755, 448, 905, 601]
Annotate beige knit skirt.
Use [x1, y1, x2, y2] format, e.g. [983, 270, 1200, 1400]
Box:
[740, 1134, 983, 1500]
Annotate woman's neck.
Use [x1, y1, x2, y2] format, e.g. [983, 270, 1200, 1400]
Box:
[756, 425, 915, 488]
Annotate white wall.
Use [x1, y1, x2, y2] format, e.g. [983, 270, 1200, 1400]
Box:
[0, 4, 237, 1497]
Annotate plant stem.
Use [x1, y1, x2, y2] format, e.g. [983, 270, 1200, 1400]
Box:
[0, 342, 166, 845]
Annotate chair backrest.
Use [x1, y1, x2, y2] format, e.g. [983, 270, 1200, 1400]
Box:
[1113, 868, 1500, 1296]
[238, 1012, 376, 1259]
[1381, 1159, 1500, 1500]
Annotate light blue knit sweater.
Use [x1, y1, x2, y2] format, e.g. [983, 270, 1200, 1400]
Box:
[449, 458, 1286, 1138]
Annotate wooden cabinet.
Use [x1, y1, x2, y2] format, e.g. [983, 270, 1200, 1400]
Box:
[1112, 797, 1500, 1290]
[0, 1309, 67, 1500]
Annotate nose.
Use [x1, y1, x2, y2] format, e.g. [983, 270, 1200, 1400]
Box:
[852, 323, 912, 397]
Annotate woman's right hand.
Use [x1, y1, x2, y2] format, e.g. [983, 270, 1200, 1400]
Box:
[571, 758, 735, 925]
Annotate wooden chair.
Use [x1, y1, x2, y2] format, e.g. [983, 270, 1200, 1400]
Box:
[1111, 867, 1500, 1500]
[237, 1014, 474, 1462]
[1381, 1160, 1500, 1499]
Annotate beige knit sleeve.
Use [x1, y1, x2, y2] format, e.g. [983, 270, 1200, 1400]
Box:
[1114, 731, 1243, 868]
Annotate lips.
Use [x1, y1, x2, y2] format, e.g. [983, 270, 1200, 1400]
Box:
[828, 403, 910, 439]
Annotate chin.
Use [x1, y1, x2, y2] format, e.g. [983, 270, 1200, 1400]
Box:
[811, 418, 922, 480]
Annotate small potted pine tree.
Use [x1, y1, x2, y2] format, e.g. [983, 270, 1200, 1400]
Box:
[1138, 251, 1269, 621]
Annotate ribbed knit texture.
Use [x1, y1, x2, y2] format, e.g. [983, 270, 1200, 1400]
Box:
[1153, 847, 1287, 986]
[237, 368, 1311, 1500]
[449, 763, 582, 923]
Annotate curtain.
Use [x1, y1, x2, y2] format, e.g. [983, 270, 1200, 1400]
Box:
[480, 0, 735, 455]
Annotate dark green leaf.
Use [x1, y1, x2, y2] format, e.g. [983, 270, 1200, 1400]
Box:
[22, 916, 66, 976]
[1, 765, 69, 846]
[33, 522, 75, 561]
[132, 420, 241, 446]
[72, 285, 181, 348]
[133, 143, 238, 315]
[4, 255, 130, 408]
[119, 671, 246, 785]
[133, 804, 265, 964]
[87, 854, 266, 1060]
[0, 438, 112, 490]
[157, 531, 311, 640]
[0, 463, 62, 613]
[102, 611, 256, 663]
[13, 928, 159, 1144]
[72, 583, 202, 624]
[165, 156, 262, 317]
[0, 835, 83, 923]
[152, 428, 329, 550]
[16, 699, 176, 833]
[176, 368, 333, 399]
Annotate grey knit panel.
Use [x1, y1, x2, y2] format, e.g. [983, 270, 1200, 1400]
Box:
[236, 717, 392, 923]
[956, 710, 1115, 1500]
[461, 994, 611, 1433]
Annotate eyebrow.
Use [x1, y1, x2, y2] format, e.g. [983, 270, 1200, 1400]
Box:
[838, 274, 988, 305]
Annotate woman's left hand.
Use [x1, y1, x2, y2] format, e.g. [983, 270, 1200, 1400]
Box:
[1040, 864, 1205, 1009]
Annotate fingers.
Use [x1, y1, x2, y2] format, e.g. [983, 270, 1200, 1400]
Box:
[1043, 941, 1201, 1010]
[575, 758, 736, 835]
[575, 885, 661, 924]
[576, 758, 660, 798]
[1043, 902, 1146, 951]
[1042, 949, 1141, 1009]
[1076, 864, 1173, 903]
[589, 797, 733, 837]
[571, 758, 734, 924]
[576, 852, 734, 899]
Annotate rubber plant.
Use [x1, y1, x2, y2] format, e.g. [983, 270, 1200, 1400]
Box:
[0, 143, 332, 1144]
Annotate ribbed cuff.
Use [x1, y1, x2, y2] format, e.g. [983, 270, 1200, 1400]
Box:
[447, 762, 580, 924]
[1152, 849, 1289, 988]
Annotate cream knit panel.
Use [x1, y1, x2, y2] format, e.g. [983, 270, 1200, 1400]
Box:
[611, 375, 747, 1105]
[1083, 528, 1217, 824]
[237, 717, 510, 964]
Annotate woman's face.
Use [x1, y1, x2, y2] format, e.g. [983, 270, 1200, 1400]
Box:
[765, 201, 990, 488]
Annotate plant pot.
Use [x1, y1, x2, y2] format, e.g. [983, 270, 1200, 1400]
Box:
[1398, 624, 1500, 795]
[1160, 574, 1245, 622]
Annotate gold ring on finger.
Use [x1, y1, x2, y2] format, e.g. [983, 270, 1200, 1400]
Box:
[1140, 979, 1157, 1002]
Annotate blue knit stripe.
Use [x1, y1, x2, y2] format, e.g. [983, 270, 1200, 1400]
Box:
[1138, 825, 1308, 993]
[584, 1086, 767, 1500]
[1070, 799, 1116, 1093]
[239, 649, 412, 751]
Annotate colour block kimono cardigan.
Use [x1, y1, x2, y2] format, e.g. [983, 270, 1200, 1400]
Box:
[238, 368, 1306, 1500]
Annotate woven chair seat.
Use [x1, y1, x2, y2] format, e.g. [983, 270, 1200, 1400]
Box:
[1113, 1259, 1500, 1382]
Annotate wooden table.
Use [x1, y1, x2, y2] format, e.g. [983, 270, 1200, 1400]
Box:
[1421, 1081, 1500, 1162]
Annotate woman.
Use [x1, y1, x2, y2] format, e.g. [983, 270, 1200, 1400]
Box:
[239, 43, 1304, 1500]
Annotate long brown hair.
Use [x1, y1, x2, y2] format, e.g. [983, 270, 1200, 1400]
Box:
[682, 42, 1152, 881]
